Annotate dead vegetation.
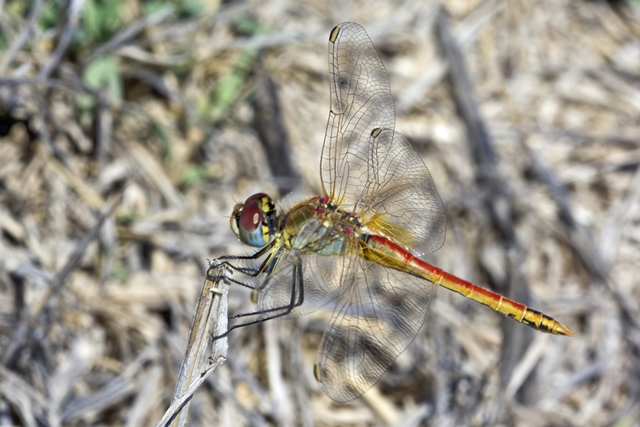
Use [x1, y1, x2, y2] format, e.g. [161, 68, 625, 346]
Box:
[1, 0, 640, 426]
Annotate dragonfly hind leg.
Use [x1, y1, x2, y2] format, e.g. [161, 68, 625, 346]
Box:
[212, 261, 305, 340]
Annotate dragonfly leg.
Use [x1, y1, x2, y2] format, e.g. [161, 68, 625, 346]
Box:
[212, 262, 304, 340]
[212, 240, 279, 278]
[207, 273, 256, 291]
[211, 261, 260, 278]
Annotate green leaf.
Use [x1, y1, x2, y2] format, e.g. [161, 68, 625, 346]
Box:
[0, 29, 8, 52]
[233, 16, 263, 36]
[83, 0, 102, 41]
[38, 1, 62, 31]
[83, 0, 123, 43]
[110, 266, 129, 284]
[150, 119, 172, 161]
[178, 0, 206, 17]
[180, 166, 209, 187]
[204, 49, 257, 122]
[83, 55, 123, 103]
[143, 0, 173, 16]
[102, 0, 124, 36]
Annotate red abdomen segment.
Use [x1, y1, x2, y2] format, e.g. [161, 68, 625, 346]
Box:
[363, 235, 573, 336]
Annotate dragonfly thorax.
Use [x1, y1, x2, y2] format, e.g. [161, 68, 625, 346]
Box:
[277, 197, 363, 254]
[230, 193, 277, 247]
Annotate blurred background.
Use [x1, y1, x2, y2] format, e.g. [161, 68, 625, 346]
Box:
[1, 0, 640, 426]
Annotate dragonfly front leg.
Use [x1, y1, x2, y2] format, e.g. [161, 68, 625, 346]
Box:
[212, 240, 278, 278]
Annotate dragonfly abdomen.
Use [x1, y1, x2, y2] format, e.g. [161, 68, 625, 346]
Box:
[434, 269, 573, 336]
[363, 234, 573, 336]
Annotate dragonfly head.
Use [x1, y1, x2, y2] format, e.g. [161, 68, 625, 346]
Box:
[230, 193, 277, 247]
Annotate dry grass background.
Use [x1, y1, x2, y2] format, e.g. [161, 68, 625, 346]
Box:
[1, 0, 640, 426]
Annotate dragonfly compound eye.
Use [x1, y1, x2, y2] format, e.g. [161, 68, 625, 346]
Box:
[230, 193, 276, 247]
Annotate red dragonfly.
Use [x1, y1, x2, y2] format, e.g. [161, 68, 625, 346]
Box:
[222, 22, 572, 402]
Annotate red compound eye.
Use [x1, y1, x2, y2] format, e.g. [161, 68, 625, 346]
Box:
[230, 193, 275, 248]
[239, 201, 262, 232]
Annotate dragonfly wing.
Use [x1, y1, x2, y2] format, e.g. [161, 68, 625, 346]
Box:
[322, 23, 445, 256]
[359, 129, 446, 256]
[313, 256, 434, 402]
[322, 22, 395, 206]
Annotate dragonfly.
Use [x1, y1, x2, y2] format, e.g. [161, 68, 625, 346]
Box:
[220, 22, 572, 403]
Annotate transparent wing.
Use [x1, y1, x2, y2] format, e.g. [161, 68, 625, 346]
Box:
[359, 129, 446, 256]
[321, 22, 395, 206]
[322, 23, 446, 256]
[255, 219, 359, 318]
[313, 253, 434, 402]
